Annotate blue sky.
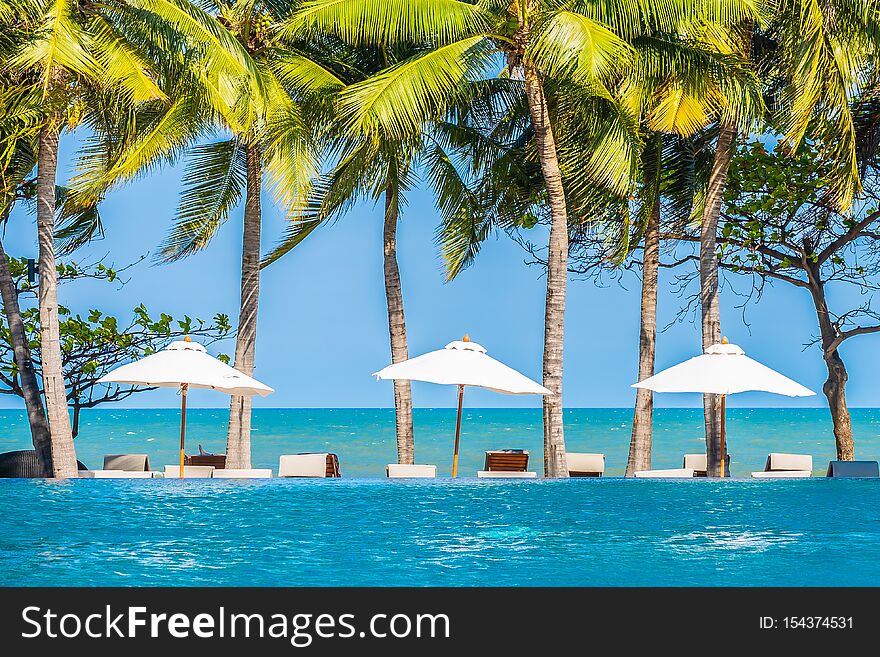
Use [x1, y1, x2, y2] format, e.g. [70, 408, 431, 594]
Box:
[2, 134, 877, 410]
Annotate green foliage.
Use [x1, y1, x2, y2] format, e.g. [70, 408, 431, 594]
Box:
[705, 136, 880, 291]
[0, 257, 231, 429]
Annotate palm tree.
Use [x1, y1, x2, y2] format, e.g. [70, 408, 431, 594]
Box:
[0, 123, 102, 475]
[291, 0, 772, 476]
[0, 126, 53, 474]
[621, 25, 762, 475]
[5, 0, 262, 476]
[154, 2, 316, 469]
[694, 2, 880, 471]
[286, 0, 657, 476]
[66, 1, 314, 469]
[262, 48, 517, 465]
[265, 134, 421, 464]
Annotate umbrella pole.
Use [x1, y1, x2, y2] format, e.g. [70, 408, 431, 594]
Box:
[179, 383, 188, 479]
[452, 385, 464, 478]
[720, 394, 726, 478]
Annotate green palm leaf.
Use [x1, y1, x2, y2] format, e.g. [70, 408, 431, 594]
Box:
[160, 137, 247, 262]
[285, 0, 490, 46]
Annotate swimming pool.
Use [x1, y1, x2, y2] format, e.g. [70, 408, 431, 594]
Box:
[1, 478, 878, 586]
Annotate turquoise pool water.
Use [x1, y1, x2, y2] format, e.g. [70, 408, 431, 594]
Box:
[1, 478, 879, 586]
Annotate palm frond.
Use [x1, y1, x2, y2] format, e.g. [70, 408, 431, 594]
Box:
[285, 0, 489, 46]
[338, 36, 494, 141]
[160, 137, 247, 262]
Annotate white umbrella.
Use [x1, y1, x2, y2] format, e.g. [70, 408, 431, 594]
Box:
[633, 338, 814, 476]
[99, 337, 273, 477]
[373, 336, 550, 477]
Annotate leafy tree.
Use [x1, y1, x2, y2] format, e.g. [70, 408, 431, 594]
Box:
[670, 138, 880, 460]
[0, 256, 231, 438]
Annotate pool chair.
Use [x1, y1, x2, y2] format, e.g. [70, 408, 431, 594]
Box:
[633, 468, 696, 478]
[278, 453, 341, 478]
[104, 454, 151, 471]
[477, 450, 537, 478]
[386, 464, 437, 478]
[682, 453, 731, 477]
[566, 453, 605, 477]
[77, 454, 155, 478]
[212, 469, 273, 479]
[826, 461, 880, 478]
[79, 470, 154, 479]
[751, 453, 813, 478]
[162, 465, 215, 479]
[185, 454, 226, 469]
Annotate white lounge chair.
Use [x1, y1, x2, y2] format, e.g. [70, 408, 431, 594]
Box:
[634, 468, 696, 478]
[566, 453, 605, 477]
[386, 464, 437, 478]
[278, 453, 340, 478]
[162, 465, 215, 478]
[682, 453, 731, 477]
[751, 453, 813, 478]
[212, 469, 272, 479]
[477, 470, 538, 478]
[103, 454, 151, 471]
[78, 470, 153, 479]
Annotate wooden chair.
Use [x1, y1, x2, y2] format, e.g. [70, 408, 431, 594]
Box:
[484, 449, 530, 472]
[185, 454, 226, 469]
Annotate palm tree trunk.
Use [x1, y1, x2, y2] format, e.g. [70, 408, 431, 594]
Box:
[699, 120, 737, 477]
[226, 144, 262, 469]
[807, 273, 854, 460]
[383, 173, 415, 464]
[523, 63, 569, 478]
[37, 122, 76, 478]
[626, 199, 660, 476]
[0, 234, 53, 476]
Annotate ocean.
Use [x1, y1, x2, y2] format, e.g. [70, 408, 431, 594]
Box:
[0, 407, 877, 476]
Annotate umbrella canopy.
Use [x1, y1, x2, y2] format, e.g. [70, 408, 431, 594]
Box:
[373, 340, 550, 395]
[632, 340, 814, 477]
[374, 337, 549, 477]
[632, 341, 815, 397]
[99, 339, 274, 396]
[99, 338, 273, 478]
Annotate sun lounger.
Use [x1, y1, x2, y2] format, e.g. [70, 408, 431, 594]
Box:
[478, 449, 536, 478]
[566, 453, 605, 477]
[103, 454, 151, 471]
[751, 453, 813, 478]
[386, 464, 437, 478]
[78, 470, 153, 479]
[826, 461, 880, 478]
[162, 465, 215, 478]
[682, 453, 731, 477]
[185, 454, 226, 469]
[278, 453, 341, 478]
[211, 469, 272, 479]
[633, 468, 696, 478]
